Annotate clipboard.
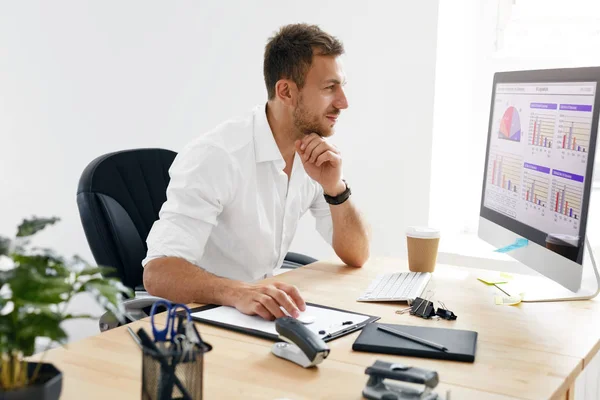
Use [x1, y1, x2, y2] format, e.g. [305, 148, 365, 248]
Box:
[188, 302, 380, 342]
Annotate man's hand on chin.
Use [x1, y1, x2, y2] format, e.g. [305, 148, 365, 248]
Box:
[295, 133, 345, 195]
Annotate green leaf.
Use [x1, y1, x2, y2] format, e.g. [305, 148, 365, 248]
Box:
[70, 255, 89, 266]
[77, 265, 118, 278]
[8, 267, 72, 304]
[83, 279, 120, 305]
[0, 313, 26, 355]
[16, 217, 60, 238]
[28, 248, 68, 266]
[10, 254, 69, 279]
[0, 236, 10, 256]
[82, 278, 132, 323]
[62, 313, 95, 320]
[0, 270, 15, 286]
[18, 311, 68, 356]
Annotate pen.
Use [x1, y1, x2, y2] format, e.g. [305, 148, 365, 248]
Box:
[322, 323, 359, 339]
[377, 325, 448, 352]
[127, 326, 143, 349]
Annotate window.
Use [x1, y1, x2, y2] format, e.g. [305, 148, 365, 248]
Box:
[430, 0, 600, 237]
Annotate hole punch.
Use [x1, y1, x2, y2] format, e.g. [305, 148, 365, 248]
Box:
[363, 360, 448, 399]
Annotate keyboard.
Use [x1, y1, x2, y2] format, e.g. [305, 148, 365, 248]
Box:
[357, 272, 431, 302]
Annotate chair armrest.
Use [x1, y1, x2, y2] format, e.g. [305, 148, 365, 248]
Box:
[281, 252, 318, 269]
[285, 252, 317, 265]
[98, 295, 164, 332]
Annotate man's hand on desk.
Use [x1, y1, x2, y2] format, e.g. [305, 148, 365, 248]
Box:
[233, 282, 306, 321]
[143, 257, 307, 321]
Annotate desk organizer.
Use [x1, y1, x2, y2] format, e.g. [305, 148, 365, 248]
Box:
[141, 342, 211, 400]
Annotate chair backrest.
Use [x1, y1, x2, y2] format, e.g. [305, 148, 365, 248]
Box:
[77, 148, 177, 289]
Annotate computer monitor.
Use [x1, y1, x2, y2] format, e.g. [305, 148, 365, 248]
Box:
[479, 67, 600, 302]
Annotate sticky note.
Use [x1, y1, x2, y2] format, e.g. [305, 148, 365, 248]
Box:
[494, 238, 529, 253]
[478, 277, 509, 285]
[477, 272, 512, 285]
[494, 294, 522, 306]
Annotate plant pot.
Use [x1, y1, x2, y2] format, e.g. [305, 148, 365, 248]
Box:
[0, 362, 62, 400]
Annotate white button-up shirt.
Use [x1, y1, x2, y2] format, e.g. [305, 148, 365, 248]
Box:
[142, 105, 334, 282]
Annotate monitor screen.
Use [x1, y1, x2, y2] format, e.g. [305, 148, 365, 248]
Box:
[481, 78, 599, 264]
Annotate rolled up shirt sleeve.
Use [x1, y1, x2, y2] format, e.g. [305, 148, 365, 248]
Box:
[309, 184, 334, 246]
[142, 142, 237, 267]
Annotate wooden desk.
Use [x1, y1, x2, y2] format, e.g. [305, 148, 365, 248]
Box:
[31, 258, 600, 399]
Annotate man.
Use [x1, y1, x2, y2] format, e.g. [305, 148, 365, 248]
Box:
[143, 23, 370, 320]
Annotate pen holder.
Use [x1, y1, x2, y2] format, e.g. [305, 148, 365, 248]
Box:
[141, 343, 211, 400]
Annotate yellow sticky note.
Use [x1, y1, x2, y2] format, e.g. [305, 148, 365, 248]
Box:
[494, 295, 522, 306]
[478, 277, 509, 285]
[478, 271, 513, 285]
[499, 272, 513, 279]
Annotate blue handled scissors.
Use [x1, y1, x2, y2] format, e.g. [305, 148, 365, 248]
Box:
[150, 300, 192, 345]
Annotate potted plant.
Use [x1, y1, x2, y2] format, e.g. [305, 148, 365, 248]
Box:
[0, 216, 132, 399]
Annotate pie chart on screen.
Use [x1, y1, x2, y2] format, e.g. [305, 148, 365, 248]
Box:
[499, 106, 521, 142]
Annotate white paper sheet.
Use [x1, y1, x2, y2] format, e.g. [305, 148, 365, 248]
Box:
[191, 304, 371, 338]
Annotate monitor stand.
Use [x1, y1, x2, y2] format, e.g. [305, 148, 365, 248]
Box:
[495, 237, 600, 302]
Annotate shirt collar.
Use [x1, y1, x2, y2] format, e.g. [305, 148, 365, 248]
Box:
[253, 104, 285, 167]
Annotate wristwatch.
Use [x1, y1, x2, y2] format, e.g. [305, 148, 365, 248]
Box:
[323, 180, 351, 205]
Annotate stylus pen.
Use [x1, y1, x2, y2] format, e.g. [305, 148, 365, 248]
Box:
[377, 325, 448, 352]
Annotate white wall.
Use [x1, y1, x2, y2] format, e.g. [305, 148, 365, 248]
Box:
[429, 0, 489, 236]
[0, 1, 439, 265]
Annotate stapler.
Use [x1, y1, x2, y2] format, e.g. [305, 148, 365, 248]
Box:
[363, 360, 449, 400]
[271, 316, 330, 368]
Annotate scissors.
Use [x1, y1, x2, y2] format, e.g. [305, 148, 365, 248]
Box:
[150, 300, 192, 346]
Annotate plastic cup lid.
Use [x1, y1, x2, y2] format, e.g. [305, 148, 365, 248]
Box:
[406, 226, 440, 239]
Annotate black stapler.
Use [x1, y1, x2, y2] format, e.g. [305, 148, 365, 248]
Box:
[271, 316, 330, 368]
[363, 360, 448, 400]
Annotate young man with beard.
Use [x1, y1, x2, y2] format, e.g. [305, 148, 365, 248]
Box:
[143, 23, 370, 320]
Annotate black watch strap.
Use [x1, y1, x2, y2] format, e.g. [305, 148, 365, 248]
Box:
[323, 180, 351, 205]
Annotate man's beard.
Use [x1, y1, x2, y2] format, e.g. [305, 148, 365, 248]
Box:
[293, 97, 337, 138]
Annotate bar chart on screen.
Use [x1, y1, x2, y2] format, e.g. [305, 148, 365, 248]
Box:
[498, 106, 522, 142]
[488, 150, 522, 193]
[528, 112, 555, 157]
[522, 164, 550, 215]
[550, 175, 583, 231]
[556, 114, 592, 163]
[485, 150, 522, 218]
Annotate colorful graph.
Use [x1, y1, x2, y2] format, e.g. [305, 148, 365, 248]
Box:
[557, 115, 591, 152]
[528, 113, 555, 148]
[499, 106, 522, 142]
[550, 180, 582, 220]
[488, 151, 521, 193]
[522, 170, 549, 207]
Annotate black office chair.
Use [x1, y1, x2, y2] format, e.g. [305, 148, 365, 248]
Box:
[77, 148, 317, 331]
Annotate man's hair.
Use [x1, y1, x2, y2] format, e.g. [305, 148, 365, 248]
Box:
[264, 23, 344, 100]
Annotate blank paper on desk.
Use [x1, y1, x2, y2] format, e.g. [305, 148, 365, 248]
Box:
[189, 303, 379, 342]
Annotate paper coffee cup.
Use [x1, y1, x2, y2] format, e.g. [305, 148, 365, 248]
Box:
[406, 227, 440, 273]
[545, 233, 579, 261]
